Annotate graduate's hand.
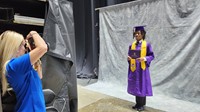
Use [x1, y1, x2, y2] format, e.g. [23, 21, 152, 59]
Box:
[127, 56, 132, 61]
[136, 57, 145, 62]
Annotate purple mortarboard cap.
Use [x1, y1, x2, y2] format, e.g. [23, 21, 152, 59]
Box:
[134, 25, 146, 31]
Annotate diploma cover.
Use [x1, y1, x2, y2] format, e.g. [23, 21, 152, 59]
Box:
[129, 50, 140, 59]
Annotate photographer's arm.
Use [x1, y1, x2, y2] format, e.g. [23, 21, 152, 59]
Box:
[27, 31, 47, 64]
[26, 31, 47, 78]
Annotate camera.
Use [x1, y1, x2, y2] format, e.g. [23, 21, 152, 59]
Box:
[28, 38, 36, 50]
[25, 38, 35, 52]
[25, 38, 50, 52]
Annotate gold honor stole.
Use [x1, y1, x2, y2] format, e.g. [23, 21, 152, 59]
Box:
[130, 40, 147, 72]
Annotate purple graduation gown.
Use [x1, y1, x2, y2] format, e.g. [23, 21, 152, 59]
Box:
[127, 42, 154, 97]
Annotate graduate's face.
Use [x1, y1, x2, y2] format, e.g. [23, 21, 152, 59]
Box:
[134, 31, 143, 41]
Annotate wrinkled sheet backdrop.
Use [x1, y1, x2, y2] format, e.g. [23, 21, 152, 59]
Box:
[87, 0, 200, 111]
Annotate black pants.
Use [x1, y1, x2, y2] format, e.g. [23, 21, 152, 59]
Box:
[136, 96, 146, 107]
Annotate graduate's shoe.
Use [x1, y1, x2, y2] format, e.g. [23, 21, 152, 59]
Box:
[137, 106, 144, 111]
[132, 104, 138, 109]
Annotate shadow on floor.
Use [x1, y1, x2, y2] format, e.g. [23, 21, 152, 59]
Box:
[79, 96, 164, 112]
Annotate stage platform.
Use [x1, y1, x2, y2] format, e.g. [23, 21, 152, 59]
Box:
[78, 85, 164, 112]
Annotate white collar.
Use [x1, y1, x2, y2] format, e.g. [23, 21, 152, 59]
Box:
[137, 39, 143, 43]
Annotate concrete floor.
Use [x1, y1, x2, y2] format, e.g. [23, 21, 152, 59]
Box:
[77, 79, 164, 112]
[81, 80, 200, 112]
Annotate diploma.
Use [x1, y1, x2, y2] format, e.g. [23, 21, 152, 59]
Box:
[129, 50, 141, 59]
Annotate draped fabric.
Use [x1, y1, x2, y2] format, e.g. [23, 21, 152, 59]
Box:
[87, 0, 200, 111]
[42, 0, 77, 112]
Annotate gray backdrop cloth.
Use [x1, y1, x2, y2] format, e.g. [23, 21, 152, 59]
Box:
[93, 0, 200, 106]
[42, 0, 77, 112]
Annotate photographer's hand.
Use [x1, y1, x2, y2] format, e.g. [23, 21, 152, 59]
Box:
[33, 59, 42, 79]
[26, 31, 38, 40]
[25, 40, 32, 51]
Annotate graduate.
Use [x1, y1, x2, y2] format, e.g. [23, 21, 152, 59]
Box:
[127, 26, 154, 111]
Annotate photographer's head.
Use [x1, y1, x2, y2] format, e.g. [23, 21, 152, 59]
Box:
[0, 30, 25, 94]
[0, 30, 25, 59]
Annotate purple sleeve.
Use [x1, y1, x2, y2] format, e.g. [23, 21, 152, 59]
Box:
[145, 43, 154, 67]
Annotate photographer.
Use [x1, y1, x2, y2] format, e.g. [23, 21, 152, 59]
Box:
[0, 30, 47, 112]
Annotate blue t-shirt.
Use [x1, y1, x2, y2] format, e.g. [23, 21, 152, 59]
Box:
[6, 53, 46, 112]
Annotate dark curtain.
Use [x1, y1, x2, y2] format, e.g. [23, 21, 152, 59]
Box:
[72, 0, 98, 78]
[71, 0, 136, 79]
[42, 0, 77, 112]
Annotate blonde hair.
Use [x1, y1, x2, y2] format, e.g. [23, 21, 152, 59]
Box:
[0, 30, 24, 95]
